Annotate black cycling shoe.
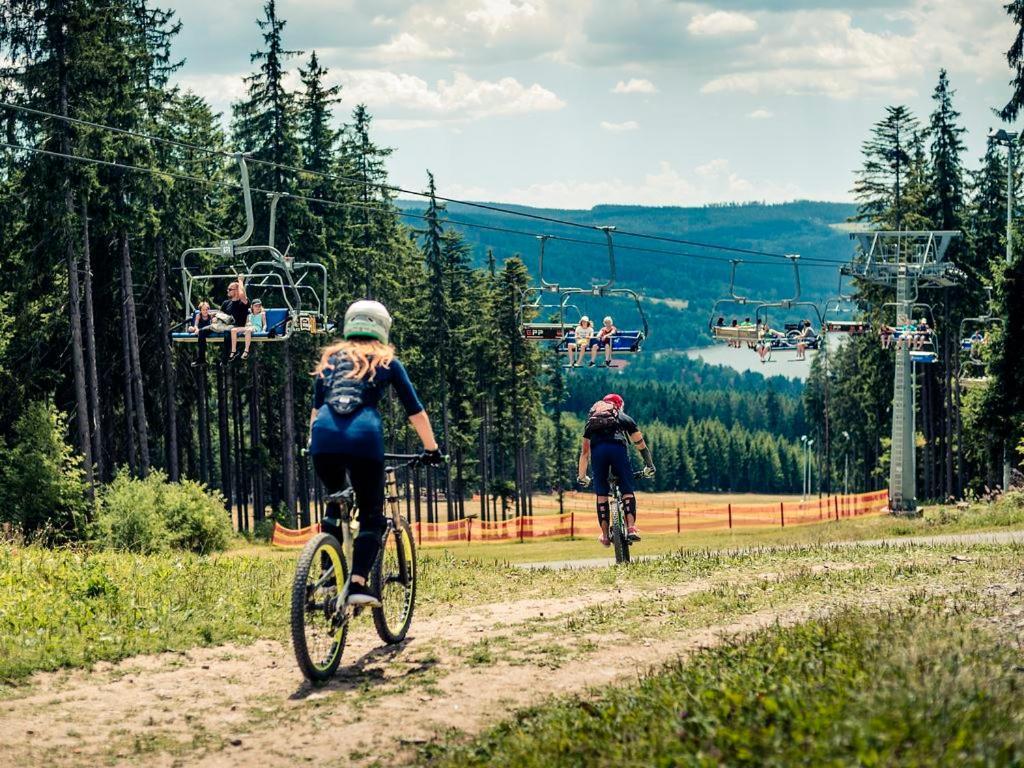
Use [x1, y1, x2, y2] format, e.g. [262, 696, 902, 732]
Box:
[346, 581, 382, 608]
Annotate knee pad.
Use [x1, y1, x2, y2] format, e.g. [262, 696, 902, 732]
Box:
[622, 495, 636, 519]
[596, 501, 610, 526]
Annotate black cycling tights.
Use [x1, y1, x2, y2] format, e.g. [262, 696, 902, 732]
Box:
[312, 453, 386, 581]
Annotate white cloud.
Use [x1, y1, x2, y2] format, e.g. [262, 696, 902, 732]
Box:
[493, 159, 801, 208]
[688, 10, 758, 37]
[175, 73, 249, 109]
[337, 70, 565, 120]
[611, 77, 658, 94]
[600, 120, 639, 132]
[747, 108, 773, 119]
[700, 3, 1013, 100]
[465, 0, 540, 35]
[374, 32, 455, 61]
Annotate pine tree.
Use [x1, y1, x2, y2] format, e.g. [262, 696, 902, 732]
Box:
[852, 105, 920, 229]
[999, 1, 1024, 122]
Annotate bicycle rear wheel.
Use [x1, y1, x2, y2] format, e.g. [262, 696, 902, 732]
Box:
[291, 533, 349, 682]
[610, 500, 630, 564]
[371, 518, 417, 644]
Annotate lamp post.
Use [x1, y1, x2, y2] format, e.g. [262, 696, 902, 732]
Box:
[842, 430, 851, 497]
[988, 128, 1018, 492]
[808, 439, 815, 498]
[801, 435, 808, 500]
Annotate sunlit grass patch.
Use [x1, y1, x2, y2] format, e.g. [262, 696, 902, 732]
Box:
[421, 595, 1024, 767]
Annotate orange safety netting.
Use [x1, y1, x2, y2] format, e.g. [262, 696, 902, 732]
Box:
[271, 489, 890, 548]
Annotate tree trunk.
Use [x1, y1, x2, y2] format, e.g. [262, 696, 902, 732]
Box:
[155, 237, 178, 479]
[197, 363, 211, 485]
[216, 360, 232, 511]
[53, 9, 93, 494]
[283, 342, 297, 524]
[80, 199, 104, 482]
[121, 234, 150, 475]
[250, 351, 265, 524]
[120, 282, 138, 475]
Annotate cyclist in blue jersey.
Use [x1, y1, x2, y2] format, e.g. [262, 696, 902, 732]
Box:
[309, 300, 443, 607]
[576, 394, 655, 547]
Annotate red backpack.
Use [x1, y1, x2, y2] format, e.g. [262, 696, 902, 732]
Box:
[586, 399, 620, 432]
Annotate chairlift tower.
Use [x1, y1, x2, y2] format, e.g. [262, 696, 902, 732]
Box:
[842, 231, 962, 515]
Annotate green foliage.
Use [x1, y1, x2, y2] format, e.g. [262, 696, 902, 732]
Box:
[423, 601, 1024, 767]
[0, 545, 291, 681]
[93, 471, 231, 554]
[0, 400, 88, 542]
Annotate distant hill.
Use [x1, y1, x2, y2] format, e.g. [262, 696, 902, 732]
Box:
[397, 199, 859, 349]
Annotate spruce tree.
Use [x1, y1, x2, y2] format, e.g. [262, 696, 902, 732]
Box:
[852, 105, 919, 229]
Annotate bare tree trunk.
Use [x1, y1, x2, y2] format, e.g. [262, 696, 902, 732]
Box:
[283, 342, 296, 524]
[250, 351, 265, 524]
[216, 362, 232, 512]
[53, 11, 93, 495]
[80, 199, 104, 482]
[121, 235, 149, 475]
[120, 283, 138, 475]
[155, 237, 178, 479]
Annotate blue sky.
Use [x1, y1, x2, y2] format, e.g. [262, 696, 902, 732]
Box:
[170, 0, 1017, 208]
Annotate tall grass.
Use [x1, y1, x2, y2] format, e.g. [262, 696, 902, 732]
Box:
[0, 545, 292, 682]
[421, 599, 1024, 767]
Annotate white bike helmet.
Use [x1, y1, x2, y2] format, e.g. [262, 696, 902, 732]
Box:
[343, 299, 392, 344]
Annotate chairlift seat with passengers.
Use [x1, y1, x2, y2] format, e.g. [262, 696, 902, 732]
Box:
[749, 256, 824, 357]
[522, 229, 649, 358]
[956, 288, 1002, 387]
[170, 163, 330, 346]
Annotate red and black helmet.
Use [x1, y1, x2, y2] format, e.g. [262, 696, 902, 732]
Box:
[603, 393, 624, 409]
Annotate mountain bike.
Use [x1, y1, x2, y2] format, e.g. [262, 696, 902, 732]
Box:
[608, 468, 649, 564]
[579, 467, 650, 565]
[291, 453, 434, 683]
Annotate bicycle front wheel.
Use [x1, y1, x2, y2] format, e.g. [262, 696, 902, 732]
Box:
[610, 501, 630, 564]
[291, 533, 349, 682]
[371, 518, 417, 644]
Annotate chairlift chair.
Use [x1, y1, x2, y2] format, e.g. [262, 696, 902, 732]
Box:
[523, 228, 649, 362]
[881, 300, 940, 364]
[171, 172, 331, 345]
[751, 256, 823, 358]
[957, 287, 1002, 388]
[823, 273, 869, 335]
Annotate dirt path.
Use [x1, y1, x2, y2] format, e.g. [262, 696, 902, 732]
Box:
[517, 528, 1024, 570]
[0, 570, 838, 768]
[0, 547, 1007, 768]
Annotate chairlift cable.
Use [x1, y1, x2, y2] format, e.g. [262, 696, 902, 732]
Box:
[1, 100, 835, 263]
[0, 136, 842, 270]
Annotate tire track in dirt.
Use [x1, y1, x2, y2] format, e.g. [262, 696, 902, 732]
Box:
[0, 561, 906, 768]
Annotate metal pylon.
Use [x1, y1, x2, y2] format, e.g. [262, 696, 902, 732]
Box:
[842, 230, 961, 517]
[890, 266, 917, 514]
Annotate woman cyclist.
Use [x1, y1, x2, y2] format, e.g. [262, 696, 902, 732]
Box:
[576, 393, 655, 547]
[309, 299, 443, 606]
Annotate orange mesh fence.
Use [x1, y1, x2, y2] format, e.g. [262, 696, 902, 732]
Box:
[271, 490, 889, 548]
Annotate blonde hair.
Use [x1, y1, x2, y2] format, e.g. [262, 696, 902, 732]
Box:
[313, 338, 395, 380]
[198, 301, 210, 312]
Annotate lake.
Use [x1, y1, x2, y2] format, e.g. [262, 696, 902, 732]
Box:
[684, 343, 814, 381]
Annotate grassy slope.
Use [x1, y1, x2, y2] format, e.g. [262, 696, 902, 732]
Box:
[1, 494, 1021, 683]
[421, 599, 1024, 767]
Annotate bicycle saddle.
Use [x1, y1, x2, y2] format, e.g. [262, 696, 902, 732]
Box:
[326, 487, 355, 504]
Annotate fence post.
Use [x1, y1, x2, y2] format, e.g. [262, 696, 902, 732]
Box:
[818, 498, 823, 520]
[727, 503, 733, 530]
[467, 517, 473, 545]
[834, 496, 840, 520]
[780, 501, 785, 528]
[519, 512, 524, 544]
[570, 508, 575, 540]
[417, 517, 422, 545]
[677, 507, 681, 533]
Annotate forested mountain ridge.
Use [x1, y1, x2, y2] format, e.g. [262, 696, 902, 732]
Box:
[397, 199, 858, 348]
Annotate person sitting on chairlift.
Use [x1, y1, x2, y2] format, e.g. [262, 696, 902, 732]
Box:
[234, 299, 267, 360]
[915, 318, 931, 351]
[970, 329, 986, 359]
[589, 316, 617, 367]
[568, 316, 594, 368]
[187, 301, 214, 367]
[880, 323, 894, 350]
[796, 319, 817, 361]
[222, 278, 250, 361]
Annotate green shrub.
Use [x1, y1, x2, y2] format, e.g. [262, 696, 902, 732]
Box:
[94, 471, 230, 554]
[0, 400, 88, 543]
